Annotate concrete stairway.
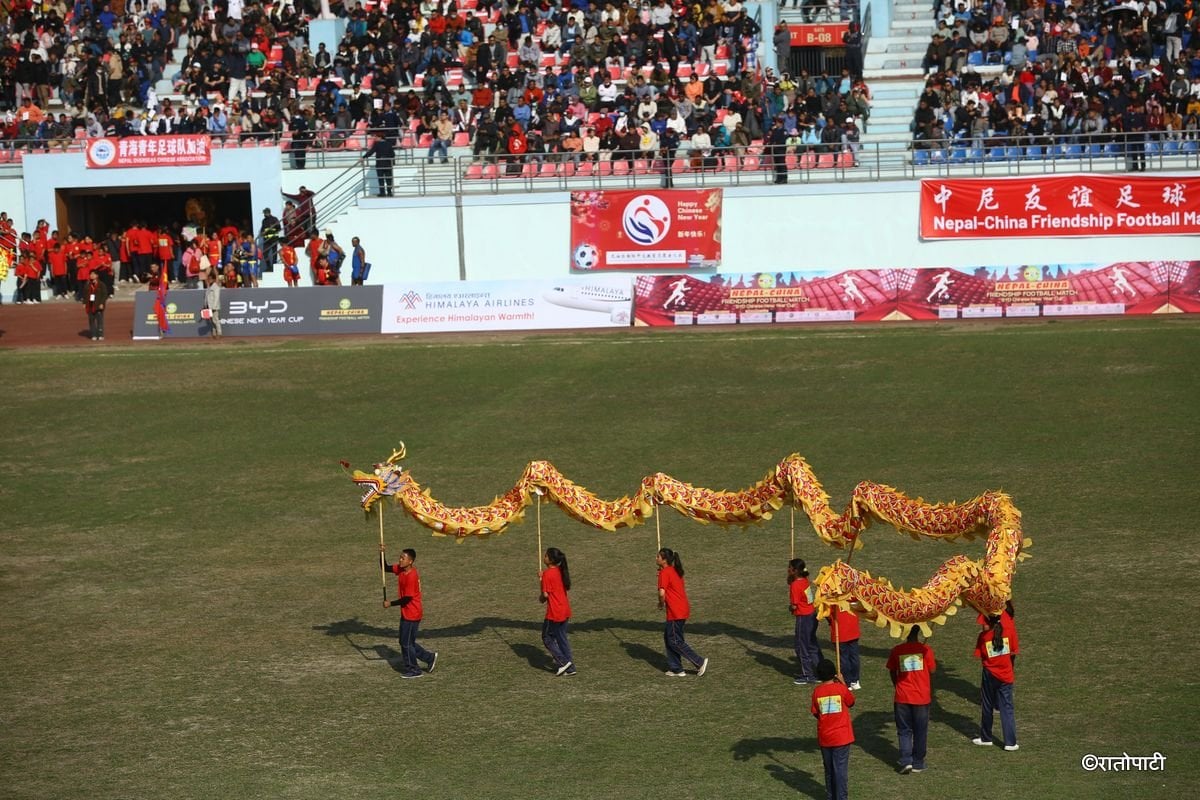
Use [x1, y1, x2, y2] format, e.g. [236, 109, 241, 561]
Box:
[860, 0, 935, 157]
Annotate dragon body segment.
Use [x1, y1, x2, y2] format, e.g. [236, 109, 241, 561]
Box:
[346, 449, 1029, 635]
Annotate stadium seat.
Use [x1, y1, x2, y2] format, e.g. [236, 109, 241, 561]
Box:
[785, 153, 798, 170]
[817, 152, 835, 168]
[837, 150, 855, 168]
[1162, 140, 1180, 155]
[949, 147, 968, 163]
[913, 149, 930, 166]
[577, 161, 593, 176]
[465, 163, 483, 179]
[1181, 140, 1198, 153]
[634, 159, 650, 174]
[968, 147, 984, 161]
[1102, 142, 1121, 156]
[1087, 143, 1103, 157]
[540, 161, 558, 177]
[1005, 145, 1024, 160]
[987, 146, 1006, 161]
[1065, 144, 1084, 158]
[612, 159, 629, 175]
[1144, 140, 1160, 156]
[453, 132, 470, 147]
[1046, 144, 1065, 159]
[743, 155, 760, 170]
[800, 151, 816, 169]
[1024, 145, 1043, 160]
[722, 154, 738, 171]
[598, 160, 613, 176]
[672, 158, 687, 173]
[418, 133, 433, 147]
[482, 164, 500, 179]
[561, 162, 576, 177]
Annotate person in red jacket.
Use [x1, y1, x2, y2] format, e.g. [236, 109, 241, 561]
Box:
[381, 546, 437, 678]
[789, 558, 823, 685]
[47, 239, 69, 299]
[887, 627, 937, 774]
[973, 610, 1019, 751]
[811, 658, 855, 800]
[656, 547, 708, 677]
[280, 242, 299, 286]
[540, 547, 576, 676]
[828, 606, 862, 690]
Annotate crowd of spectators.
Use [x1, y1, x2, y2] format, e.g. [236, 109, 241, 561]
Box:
[0, 0, 873, 172]
[912, 0, 1200, 158]
[3, 195, 366, 305]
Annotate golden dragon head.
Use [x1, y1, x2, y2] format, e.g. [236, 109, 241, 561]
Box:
[342, 442, 410, 512]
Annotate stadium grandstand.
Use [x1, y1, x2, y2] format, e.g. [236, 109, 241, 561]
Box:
[0, 0, 1197, 303]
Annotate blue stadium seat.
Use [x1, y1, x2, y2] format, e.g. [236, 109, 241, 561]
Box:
[913, 149, 930, 166]
[1087, 143, 1103, 157]
[1162, 140, 1180, 155]
[1025, 145, 1043, 160]
[1046, 144, 1065, 159]
[967, 51, 984, 67]
[1005, 146, 1024, 160]
[1065, 144, 1084, 158]
[1144, 140, 1161, 156]
[949, 147, 968, 163]
[1182, 140, 1199, 153]
[987, 146, 1006, 161]
[968, 147, 984, 161]
[1102, 142, 1122, 156]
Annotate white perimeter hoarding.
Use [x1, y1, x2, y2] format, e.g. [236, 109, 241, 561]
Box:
[382, 276, 633, 333]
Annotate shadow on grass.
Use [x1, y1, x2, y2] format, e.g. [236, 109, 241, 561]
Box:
[732, 736, 824, 798]
[316, 615, 809, 674]
[934, 662, 982, 737]
[852, 710, 900, 770]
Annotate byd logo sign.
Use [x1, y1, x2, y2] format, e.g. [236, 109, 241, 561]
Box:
[228, 300, 288, 315]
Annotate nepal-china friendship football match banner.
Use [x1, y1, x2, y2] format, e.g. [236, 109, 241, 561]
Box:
[632, 261, 1200, 326]
[919, 175, 1200, 239]
[570, 189, 722, 271]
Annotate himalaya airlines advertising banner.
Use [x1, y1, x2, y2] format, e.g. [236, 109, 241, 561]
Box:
[381, 276, 632, 333]
[920, 176, 1200, 239]
[633, 262, 1200, 325]
[570, 189, 722, 271]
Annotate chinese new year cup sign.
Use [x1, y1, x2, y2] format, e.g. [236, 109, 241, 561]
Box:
[570, 189, 722, 270]
[920, 176, 1200, 239]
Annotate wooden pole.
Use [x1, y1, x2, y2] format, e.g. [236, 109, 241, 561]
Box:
[655, 500, 661, 552]
[790, 505, 795, 560]
[378, 503, 387, 604]
[536, 490, 544, 575]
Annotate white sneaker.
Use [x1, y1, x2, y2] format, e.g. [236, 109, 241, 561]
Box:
[1004, 744, 1019, 752]
[425, 652, 438, 673]
[899, 764, 913, 774]
[697, 658, 709, 677]
[664, 670, 687, 677]
[556, 661, 573, 676]
[971, 738, 993, 746]
[849, 681, 861, 691]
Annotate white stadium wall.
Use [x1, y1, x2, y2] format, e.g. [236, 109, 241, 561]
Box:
[5, 166, 1198, 298]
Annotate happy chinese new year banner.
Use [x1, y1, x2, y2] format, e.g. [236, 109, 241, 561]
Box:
[85, 135, 212, 169]
[570, 189, 721, 271]
[633, 262, 1200, 325]
[920, 176, 1200, 239]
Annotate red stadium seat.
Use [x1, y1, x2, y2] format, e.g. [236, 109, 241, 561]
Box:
[539, 161, 558, 177]
[418, 133, 433, 147]
[465, 163, 483, 179]
[576, 161, 593, 176]
[786, 153, 798, 170]
[612, 159, 629, 175]
[482, 163, 500, 179]
[800, 152, 816, 169]
[817, 152, 836, 169]
[453, 131, 470, 147]
[598, 160, 613, 176]
[837, 150, 856, 168]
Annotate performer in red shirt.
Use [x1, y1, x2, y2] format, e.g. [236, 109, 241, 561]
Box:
[540, 547, 576, 676]
[656, 548, 708, 677]
[155, 226, 174, 276]
[789, 559, 824, 685]
[382, 547, 437, 678]
[828, 606, 862, 690]
[280, 243, 299, 286]
[887, 628, 937, 773]
[47, 240, 69, 299]
[973, 611, 1019, 750]
[811, 658, 855, 800]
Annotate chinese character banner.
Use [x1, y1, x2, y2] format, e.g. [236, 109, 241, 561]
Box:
[920, 176, 1200, 239]
[85, 135, 212, 169]
[634, 262, 1200, 325]
[570, 189, 721, 271]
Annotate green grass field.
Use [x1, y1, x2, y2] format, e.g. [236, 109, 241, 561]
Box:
[2, 318, 1198, 799]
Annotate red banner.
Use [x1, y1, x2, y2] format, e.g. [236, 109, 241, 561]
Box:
[570, 189, 722, 271]
[85, 135, 212, 169]
[633, 262, 1200, 325]
[789, 23, 850, 47]
[920, 176, 1200, 239]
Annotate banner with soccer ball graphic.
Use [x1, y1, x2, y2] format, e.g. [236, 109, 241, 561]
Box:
[570, 189, 722, 271]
